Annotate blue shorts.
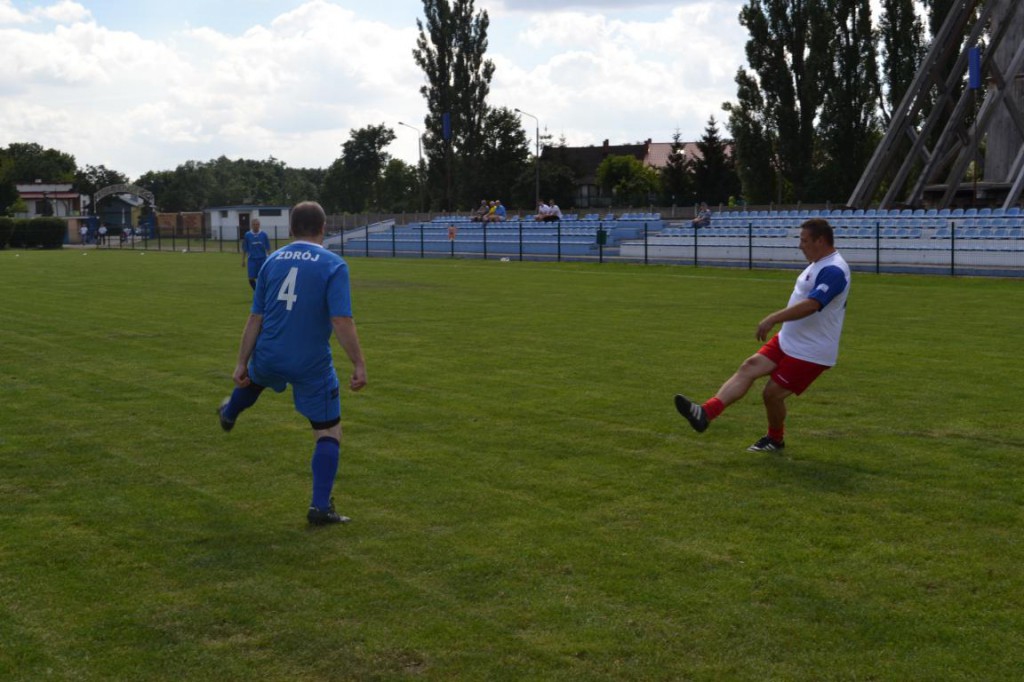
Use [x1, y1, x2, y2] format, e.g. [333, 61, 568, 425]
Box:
[248, 363, 341, 424]
[247, 257, 266, 280]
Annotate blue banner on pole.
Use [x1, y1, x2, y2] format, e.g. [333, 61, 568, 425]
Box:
[969, 47, 982, 89]
[442, 112, 451, 141]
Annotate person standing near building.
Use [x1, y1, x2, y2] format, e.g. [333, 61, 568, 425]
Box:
[242, 218, 272, 290]
[674, 218, 850, 452]
[218, 201, 367, 525]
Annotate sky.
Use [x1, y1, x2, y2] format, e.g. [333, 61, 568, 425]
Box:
[0, 0, 750, 180]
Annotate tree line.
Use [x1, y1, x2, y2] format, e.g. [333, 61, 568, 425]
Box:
[724, 0, 954, 205]
[1, 1, 953, 215]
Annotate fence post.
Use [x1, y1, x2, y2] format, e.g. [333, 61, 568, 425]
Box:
[557, 221, 562, 262]
[518, 221, 523, 261]
[392, 223, 396, 258]
[951, 221, 956, 276]
[748, 223, 754, 269]
[644, 222, 649, 265]
[693, 224, 698, 267]
[483, 220, 488, 261]
[420, 223, 425, 258]
[365, 216, 370, 258]
[875, 221, 881, 274]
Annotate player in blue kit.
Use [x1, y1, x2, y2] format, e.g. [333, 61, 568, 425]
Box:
[674, 218, 850, 452]
[218, 201, 367, 525]
[242, 218, 272, 289]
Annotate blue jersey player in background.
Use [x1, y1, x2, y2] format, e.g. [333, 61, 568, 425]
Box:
[219, 201, 367, 525]
[242, 218, 272, 290]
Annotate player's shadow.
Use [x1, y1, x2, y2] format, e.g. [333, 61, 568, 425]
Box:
[750, 453, 870, 494]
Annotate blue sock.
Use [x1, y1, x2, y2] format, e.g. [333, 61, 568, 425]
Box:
[224, 384, 263, 421]
[310, 437, 340, 509]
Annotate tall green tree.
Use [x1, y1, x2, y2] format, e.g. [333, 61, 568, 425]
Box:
[812, 0, 881, 201]
[413, 0, 495, 210]
[321, 124, 397, 213]
[692, 116, 741, 206]
[723, 71, 777, 204]
[475, 107, 530, 207]
[878, 0, 925, 122]
[659, 129, 694, 206]
[922, 0, 956, 38]
[728, 0, 832, 202]
[377, 159, 421, 213]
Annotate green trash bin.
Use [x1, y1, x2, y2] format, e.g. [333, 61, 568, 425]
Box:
[596, 228, 608, 246]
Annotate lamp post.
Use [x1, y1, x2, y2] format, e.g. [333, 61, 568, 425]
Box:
[514, 108, 540, 209]
[398, 121, 425, 214]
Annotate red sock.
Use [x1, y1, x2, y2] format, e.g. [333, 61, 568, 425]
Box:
[768, 427, 785, 443]
[702, 397, 725, 421]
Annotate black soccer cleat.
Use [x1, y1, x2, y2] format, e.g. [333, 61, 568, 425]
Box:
[747, 436, 785, 453]
[675, 394, 709, 433]
[307, 497, 351, 526]
[217, 397, 235, 432]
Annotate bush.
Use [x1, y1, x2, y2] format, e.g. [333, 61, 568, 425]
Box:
[9, 218, 66, 249]
[0, 217, 13, 249]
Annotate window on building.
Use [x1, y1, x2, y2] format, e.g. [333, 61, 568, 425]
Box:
[259, 209, 282, 217]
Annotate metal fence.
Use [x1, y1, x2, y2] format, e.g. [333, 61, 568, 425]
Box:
[86, 221, 1024, 278]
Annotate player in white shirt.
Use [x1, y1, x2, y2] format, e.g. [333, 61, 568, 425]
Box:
[674, 218, 850, 452]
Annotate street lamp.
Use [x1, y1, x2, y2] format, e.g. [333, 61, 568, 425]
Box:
[398, 121, 425, 213]
[514, 108, 540, 208]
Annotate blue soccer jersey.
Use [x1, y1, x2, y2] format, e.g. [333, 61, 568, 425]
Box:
[250, 241, 353, 384]
[243, 230, 272, 260]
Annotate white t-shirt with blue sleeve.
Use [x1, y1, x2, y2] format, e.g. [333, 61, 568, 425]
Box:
[778, 251, 851, 367]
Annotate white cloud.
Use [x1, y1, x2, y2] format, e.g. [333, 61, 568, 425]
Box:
[0, 0, 749, 179]
[32, 0, 91, 24]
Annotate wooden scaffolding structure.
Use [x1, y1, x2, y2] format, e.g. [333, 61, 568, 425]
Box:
[848, 0, 1024, 209]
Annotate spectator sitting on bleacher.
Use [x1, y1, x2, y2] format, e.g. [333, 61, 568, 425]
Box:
[534, 201, 551, 221]
[472, 200, 489, 222]
[692, 202, 712, 228]
[544, 199, 562, 222]
[484, 200, 507, 223]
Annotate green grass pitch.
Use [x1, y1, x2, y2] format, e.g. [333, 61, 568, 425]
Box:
[1, 249, 1022, 680]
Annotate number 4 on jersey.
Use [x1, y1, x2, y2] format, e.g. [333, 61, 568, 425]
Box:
[277, 267, 299, 310]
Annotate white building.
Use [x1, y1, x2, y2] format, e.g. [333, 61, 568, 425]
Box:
[15, 182, 85, 218]
[207, 205, 291, 241]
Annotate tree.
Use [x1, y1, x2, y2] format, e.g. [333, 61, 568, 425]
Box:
[596, 155, 659, 207]
[729, 0, 832, 202]
[692, 116, 741, 206]
[377, 159, 420, 213]
[921, 0, 956, 39]
[75, 164, 129, 214]
[659, 129, 694, 206]
[321, 124, 397, 213]
[413, 0, 495, 210]
[475, 107, 530, 207]
[723, 70, 777, 204]
[878, 0, 925, 122]
[812, 0, 881, 201]
[0, 143, 77, 212]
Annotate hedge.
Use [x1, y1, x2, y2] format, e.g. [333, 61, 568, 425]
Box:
[0, 217, 13, 249]
[9, 218, 66, 249]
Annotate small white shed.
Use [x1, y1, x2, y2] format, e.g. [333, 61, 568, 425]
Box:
[207, 205, 291, 241]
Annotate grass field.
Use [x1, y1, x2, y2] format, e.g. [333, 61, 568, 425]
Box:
[1, 249, 1022, 681]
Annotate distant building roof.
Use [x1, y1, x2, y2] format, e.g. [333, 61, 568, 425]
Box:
[16, 182, 79, 200]
[542, 140, 649, 184]
[645, 142, 703, 168]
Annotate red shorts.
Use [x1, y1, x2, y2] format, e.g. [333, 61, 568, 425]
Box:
[757, 335, 829, 395]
